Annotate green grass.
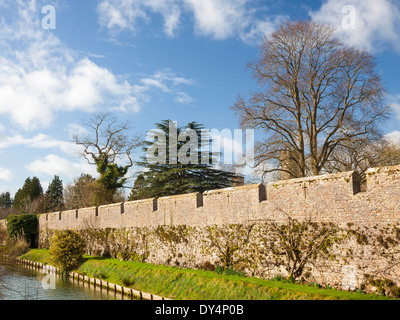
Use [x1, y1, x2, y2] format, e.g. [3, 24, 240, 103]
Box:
[20, 249, 392, 300]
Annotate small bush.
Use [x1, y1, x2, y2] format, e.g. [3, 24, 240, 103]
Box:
[94, 271, 108, 280]
[215, 265, 245, 277]
[4, 235, 30, 257]
[0, 225, 7, 245]
[49, 230, 86, 272]
[200, 261, 215, 271]
[271, 275, 287, 282]
[390, 286, 400, 299]
[121, 275, 135, 287]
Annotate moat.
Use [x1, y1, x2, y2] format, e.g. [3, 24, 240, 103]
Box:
[0, 260, 123, 300]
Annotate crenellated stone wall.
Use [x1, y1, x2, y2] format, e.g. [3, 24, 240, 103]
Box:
[4, 165, 400, 294]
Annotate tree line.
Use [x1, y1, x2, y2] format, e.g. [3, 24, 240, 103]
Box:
[0, 116, 240, 214]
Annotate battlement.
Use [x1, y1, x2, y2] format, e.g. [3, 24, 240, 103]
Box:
[33, 164, 400, 231]
[267, 170, 361, 202]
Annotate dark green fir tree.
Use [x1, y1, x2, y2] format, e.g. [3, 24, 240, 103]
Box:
[130, 120, 240, 200]
[0, 191, 13, 208]
[13, 177, 43, 212]
[46, 175, 64, 212]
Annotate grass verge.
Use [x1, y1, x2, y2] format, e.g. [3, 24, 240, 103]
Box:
[20, 249, 392, 300]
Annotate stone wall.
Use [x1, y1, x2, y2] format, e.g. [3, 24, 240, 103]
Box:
[6, 165, 400, 294]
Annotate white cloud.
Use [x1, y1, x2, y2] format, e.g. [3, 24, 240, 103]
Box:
[26, 154, 98, 179]
[97, 0, 148, 32]
[66, 124, 89, 140]
[174, 92, 194, 104]
[134, 70, 195, 104]
[0, 133, 78, 155]
[97, 0, 285, 43]
[97, 0, 181, 37]
[184, 0, 244, 39]
[385, 131, 400, 145]
[0, 167, 13, 182]
[310, 0, 400, 52]
[387, 94, 400, 121]
[115, 95, 141, 112]
[0, 54, 138, 129]
[0, 0, 140, 130]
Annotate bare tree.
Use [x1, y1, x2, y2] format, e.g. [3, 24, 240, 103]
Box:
[324, 137, 400, 185]
[73, 113, 138, 168]
[63, 174, 97, 209]
[73, 113, 140, 204]
[232, 21, 389, 179]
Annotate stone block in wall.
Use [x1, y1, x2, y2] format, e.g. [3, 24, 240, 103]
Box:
[158, 192, 203, 226]
[123, 198, 163, 227]
[59, 209, 79, 230]
[202, 184, 265, 225]
[267, 170, 360, 203]
[365, 165, 400, 193]
[97, 203, 124, 229]
[76, 207, 98, 230]
[0, 218, 6, 233]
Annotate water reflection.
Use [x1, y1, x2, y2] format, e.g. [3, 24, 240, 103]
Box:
[0, 261, 125, 300]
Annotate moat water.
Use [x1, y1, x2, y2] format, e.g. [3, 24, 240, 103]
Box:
[0, 260, 124, 300]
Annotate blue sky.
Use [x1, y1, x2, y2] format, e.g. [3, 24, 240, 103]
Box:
[0, 0, 400, 197]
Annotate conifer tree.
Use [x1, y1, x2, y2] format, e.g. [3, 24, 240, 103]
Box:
[130, 120, 239, 200]
[13, 177, 43, 212]
[0, 191, 13, 208]
[46, 175, 64, 212]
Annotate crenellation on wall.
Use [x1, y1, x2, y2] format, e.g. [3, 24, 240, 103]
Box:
[157, 192, 202, 226]
[123, 198, 160, 227]
[63, 209, 79, 229]
[201, 184, 263, 225]
[267, 170, 360, 203]
[77, 206, 98, 229]
[365, 165, 400, 196]
[97, 202, 124, 229]
[34, 166, 400, 231]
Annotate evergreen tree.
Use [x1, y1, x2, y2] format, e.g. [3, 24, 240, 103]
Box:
[46, 175, 64, 212]
[130, 120, 239, 200]
[13, 177, 43, 212]
[0, 191, 13, 208]
[129, 174, 152, 201]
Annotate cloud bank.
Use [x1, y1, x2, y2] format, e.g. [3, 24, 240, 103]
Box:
[0, 0, 194, 131]
[97, 0, 286, 43]
[310, 0, 400, 53]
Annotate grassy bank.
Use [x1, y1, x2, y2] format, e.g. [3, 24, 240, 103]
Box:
[20, 249, 391, 300]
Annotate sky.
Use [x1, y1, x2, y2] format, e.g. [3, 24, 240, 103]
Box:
[0, 0, 400, 197]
